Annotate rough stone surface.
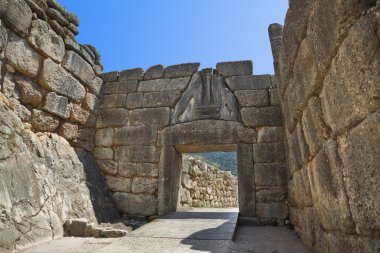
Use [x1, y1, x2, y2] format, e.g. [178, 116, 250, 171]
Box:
[226, 75, 271, 91]
[0, 0, 32, 35]
[96, 108, 129, 128]
[58, 122, 78, 140]
[70, 103, 90, 125]
[144, 64, 164, 80]
[129, 107, 170, 128]
[112, 193, 157, 216]
[235, 89, 268, 107]
[114, 146, 160, 163]
[131, 177, 158, 194]
[103, 80, 138, 94]
[254, 163, 287, 186]
[138, 77, 190, 92]
[31, 109, 59, 132]
[42, 92, 70, 119]
[142, 90, 182, 108]
[216, 60, 252, 77]
[101, 94, 126, 109]
[62, 50, 95, 86]
[39, 58, 85, 102]
[119, 68, 144, 81]
[15, 76, 43, 107]
[126, 92, 143, 109]
[164, 63, 200, 78]
[257, 126, 284, 143]
[28, 19, 65, 62]
[241, 106, 283, 127]
[114, 125, 155, 146]
[5, 34, 41, 78]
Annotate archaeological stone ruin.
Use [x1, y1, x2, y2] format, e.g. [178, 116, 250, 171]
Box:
[0, 0, 379, 252]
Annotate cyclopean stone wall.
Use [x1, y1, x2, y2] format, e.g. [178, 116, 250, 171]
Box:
[96, 61, 288, 221]
[0, 0, 119, 251]
[177, 155, 238, 209]
[269, 1, 380, 252]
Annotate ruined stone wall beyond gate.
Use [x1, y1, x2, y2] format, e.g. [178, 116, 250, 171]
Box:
[269, 1, 380, 252]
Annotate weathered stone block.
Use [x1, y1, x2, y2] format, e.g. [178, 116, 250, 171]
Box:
[256, 202, 288, 219]
[95, 128, 113, 147]
[118, 163, 158, 178]
[94, 147, 114, 160]
[114, 146, 160, 163]
[62, 51, 95, 85]
[119, 68, 144, 81]
[237, 144, 255, 217]
[0, 0, 32, 36]
[126, 92, 143, 109]
[96, 108, 129, 128]
[70, 104, 90, 125]
[268, 23, 283, 64]
[256, 186, 287, 203]
[28, 19, 65, 62]
[100, 94, 127, 109]
[269, 88, 280, 105]
[234, 89, 268, 107]
[114, 125, 155, 146]
[39, 59, 85, 102]
[15, 76, 42, 107]
[112, 192, 157, 216]
[138, 77, 190, 92]
[1, 73, 18, 99]
[5, 34, 41, 79]
[31, 109, 59, 132]
[83, 93, 98, 112]
[100, 71, 119, 82]
[97, 160, 118, 176]
[241, 106, 282, 127]
[253, 143, 285, 163]
[58, 122, 78, 140]
[216, 60, 252, 77]
[257, 126, 284, 143]
[42, 92, 70, 119]
[89, 77, 103, 95]
[320, 14, 380, 134]
[288, 167, 313, 208]
[339, 111, 380, 233]
[144, 65, 164, 80]
[142, 90, 182, 108]
[131, 177, 158, 194]
[254, 163, 287, 186]
[0, 20, 8, 52]
[164, 63, 200, 78]
[105, 176, 132, 192]
[226, 75, 271, 91]
[103, 80, 138, 94]
[129, 108, 170, 128]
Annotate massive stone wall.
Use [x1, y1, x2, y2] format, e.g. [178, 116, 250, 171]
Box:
[0, 0, 118, 251]
[178, 156, 238, 209]
[269, 1, 380, 252]
[96, 61, 287, 222]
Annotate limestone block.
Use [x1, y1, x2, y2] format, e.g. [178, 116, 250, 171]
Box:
[95, 128, 113, 147]
[103, 80, 138, 94]
[226, 75, 271, 91]
[308, 140, 355, 233]
[114, 146, 160, 163]
[241, 106, 282, 127]
[131, 177, 158, 194]
[269, 88, 280, 105]
[129, 107, 170, 128]
[235, 89, 268, 107]
[164, 63, 200, 78]
[144, 64, 164, 80]
[89, 77, 103, 95]
[253, 143, 285, 163]
[100, 94, 126, 109]
[138, 77, 190, 92]
[268, 23, 283, 64]
[42, 92, 70, 119]
[142, 90, 182, 108]
[0, 20, 8, 52]
[181, 173, 191, 189]
[24, 0, 47, 21]
[94, 147, 114, 160]
[97, 160, 118, 176]
[46, 8, 69, 26]
[31, 109, 59, 132]
[256, 186, 287, 203]
[216, 60, 252, 77]
[62, 51, 95, 84]
[114, 125, 155, 146]
[254, 163, 287, 186]
[0, 0, 32, 36]
[320, 14, 380, 134]
[126, 92, 143, 109]
[39, 59, 85, 102]
[118, 163, 158, 178]
[96, 108, 129, 128]
[105, 176, 132, 192]
[288, 167, 313, 208]
[119, 68, 144, 81]
[5, 34, 41, 79]
[112, 192, 157, 216]
[257, 126, 284, 143]
[28, 19, 65, 62]
[83, 93, 98, 112]
[339, 111, 380, 233]
[15, 76, 42, 107]
[1, 73, 18, 99]
[58, 122, 78, 140]
[70, 104, 90, 125]
[256, 202, 288, 219]
[101, 71, 119, 82]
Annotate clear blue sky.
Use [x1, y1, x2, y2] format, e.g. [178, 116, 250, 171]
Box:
[58, 1, 288, 74]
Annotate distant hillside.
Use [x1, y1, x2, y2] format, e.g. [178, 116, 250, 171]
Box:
[187, 152, 237, 176]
